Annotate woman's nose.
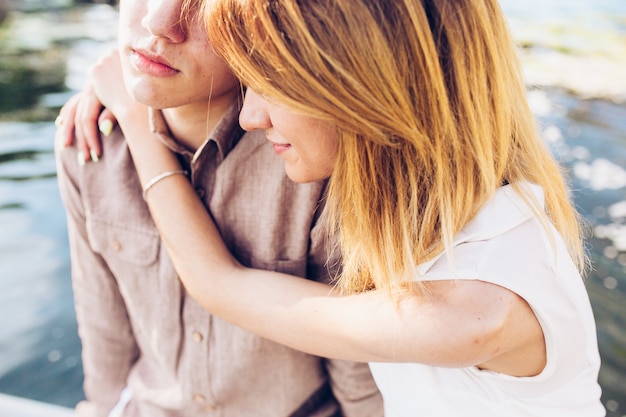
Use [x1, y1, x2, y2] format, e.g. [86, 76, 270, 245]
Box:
[141, 0, 187, 43]
[239, 89, 272, 132]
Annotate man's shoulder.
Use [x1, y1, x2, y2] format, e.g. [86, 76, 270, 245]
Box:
[56, 127, 132, 172]
[56, 127, 147, 219]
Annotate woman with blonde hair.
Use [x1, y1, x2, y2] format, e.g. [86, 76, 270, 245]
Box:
[83, 0, 605, 415]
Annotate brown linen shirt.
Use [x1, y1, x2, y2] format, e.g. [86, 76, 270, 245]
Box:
[55, 104, 383, 417]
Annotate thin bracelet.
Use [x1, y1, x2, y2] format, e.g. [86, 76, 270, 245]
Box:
[142, 170, 188, 201]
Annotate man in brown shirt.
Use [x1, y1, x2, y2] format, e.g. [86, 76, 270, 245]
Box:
[54, 0, 382, 416]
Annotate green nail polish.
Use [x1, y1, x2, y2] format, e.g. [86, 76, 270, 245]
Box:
[99, 119, 113, 137]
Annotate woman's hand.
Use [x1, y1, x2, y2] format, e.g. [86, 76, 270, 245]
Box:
[55, 54, 120, 164]
[87, 48, 142, 123]
[86, 48, 182, 186]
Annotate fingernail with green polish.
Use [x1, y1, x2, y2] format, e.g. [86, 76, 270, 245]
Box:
[99, 119, 113, 137]
[90, 149, 100, 163]
[77, 151, 85, 166]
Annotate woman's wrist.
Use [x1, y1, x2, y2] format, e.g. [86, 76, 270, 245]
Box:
[113, 104, 183, 185]
[130, 145, 183, 188]
[142, 169, 189, 200]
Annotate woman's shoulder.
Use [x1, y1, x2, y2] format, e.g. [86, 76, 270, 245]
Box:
[416, 182, 546, 278]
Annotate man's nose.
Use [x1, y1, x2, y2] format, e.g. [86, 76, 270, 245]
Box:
[141, 0, 187, 43]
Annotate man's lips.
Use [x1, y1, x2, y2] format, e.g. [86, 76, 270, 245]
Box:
[131, 49, 179, 76]
[268, 139, 291, 155]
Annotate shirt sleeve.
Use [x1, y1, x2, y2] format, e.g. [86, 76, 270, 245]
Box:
[307, 214, 384, 417]
[56, 144, 138, 417]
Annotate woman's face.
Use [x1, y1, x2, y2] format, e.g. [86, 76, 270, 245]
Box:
[239, 89, 339, 183]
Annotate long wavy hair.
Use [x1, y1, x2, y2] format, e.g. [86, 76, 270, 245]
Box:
[203, 0, 586, 293]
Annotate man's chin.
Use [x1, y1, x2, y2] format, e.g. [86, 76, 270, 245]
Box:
[128, 86, 166, 108]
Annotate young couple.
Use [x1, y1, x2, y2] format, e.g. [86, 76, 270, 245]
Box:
[56, 0, 604, 416]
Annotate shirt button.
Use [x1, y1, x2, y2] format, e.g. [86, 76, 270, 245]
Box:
[195, 187, 205, 199]
[193, 393, 206, 403]
[192, 331, 203, 342]
[111, 240, 122, 252]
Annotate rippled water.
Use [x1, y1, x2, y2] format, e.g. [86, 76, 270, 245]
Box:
[0, 1, 625, 415]
[0, 122, 82, 406]
[0, 4, 116, 408]
[532, 89, 626, 415]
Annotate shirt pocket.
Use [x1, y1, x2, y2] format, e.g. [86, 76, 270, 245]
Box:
[85, 217, 183, 351]
[86, 218, 160, 268]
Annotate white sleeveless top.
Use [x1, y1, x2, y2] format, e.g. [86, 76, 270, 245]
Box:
[369, 183, 604, 417]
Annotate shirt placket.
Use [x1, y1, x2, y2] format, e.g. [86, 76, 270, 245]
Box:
[180, 140, 221, 414]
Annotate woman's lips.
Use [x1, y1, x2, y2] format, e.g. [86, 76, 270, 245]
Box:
[131, 50, 179, 76]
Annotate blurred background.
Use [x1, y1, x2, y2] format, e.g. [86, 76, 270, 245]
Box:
[0, 0, 625, 415]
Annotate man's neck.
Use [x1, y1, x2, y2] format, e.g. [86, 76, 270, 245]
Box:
[162, 96, 237, 152]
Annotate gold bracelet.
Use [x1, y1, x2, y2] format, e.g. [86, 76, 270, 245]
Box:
[142, 170, 188, 201]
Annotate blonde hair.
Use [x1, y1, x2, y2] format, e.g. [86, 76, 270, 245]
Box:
[206, 0, 586, 292]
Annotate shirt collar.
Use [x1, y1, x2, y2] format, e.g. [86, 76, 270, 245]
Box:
[148, 102, 244, 161]
[416, 182, 544, 276]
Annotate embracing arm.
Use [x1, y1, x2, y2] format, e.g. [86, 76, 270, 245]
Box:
[88, 49, 545, 375]
[123, 133, 543, 373]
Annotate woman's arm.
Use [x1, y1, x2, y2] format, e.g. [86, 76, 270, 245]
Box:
[130, 129, 544, 374]
[88, 49, 545, 375]
[141, 174, 544, 372]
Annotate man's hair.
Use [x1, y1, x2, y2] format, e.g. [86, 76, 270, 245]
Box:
[205, 0, 586, 293]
